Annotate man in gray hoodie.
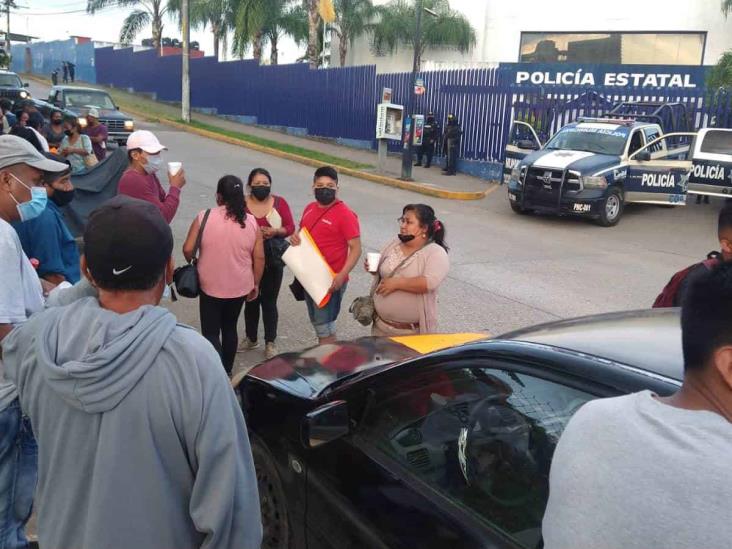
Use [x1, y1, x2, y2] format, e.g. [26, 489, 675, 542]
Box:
[3, 195, 262, 549]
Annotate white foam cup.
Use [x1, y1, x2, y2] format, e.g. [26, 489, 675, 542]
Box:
[168, 161, 182, 176]
[367, 252, 381, 272]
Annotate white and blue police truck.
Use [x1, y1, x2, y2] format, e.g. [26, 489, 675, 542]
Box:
[504, 103, 732, 226]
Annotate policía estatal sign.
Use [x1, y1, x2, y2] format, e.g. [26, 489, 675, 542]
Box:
[500, 63, 708, 89]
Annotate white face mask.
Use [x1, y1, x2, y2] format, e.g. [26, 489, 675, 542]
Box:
[143, 153, 163, 174]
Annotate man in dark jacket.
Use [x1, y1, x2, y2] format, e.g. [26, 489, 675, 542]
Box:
[442, 113, 462, 176]
[415, 112, 440, 168]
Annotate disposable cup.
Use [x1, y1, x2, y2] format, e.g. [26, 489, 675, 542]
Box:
[367, 252, 381, 273]
[168, 161, 182, 176]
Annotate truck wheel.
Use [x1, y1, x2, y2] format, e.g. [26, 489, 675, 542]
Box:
[597, 189, 623, 227]
[252, 437, 291, 549]
[510, 201, 532, 215]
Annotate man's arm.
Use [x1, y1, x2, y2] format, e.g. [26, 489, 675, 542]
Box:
[188, 355, 263, 549]
[331, 237, 361, 292]
[119, 173, 182, 224]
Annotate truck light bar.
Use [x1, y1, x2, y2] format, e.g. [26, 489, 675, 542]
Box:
[576, 117, 637, 126]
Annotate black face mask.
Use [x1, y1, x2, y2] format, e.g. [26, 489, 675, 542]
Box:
[398, 234, 416, 243]
[50, 188, 75, 207]
[251, 186, 271, 201]
[64, 129, 73, 136]
[314, 187, 336, 206]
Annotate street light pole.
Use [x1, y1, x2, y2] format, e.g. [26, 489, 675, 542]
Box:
[400, 0, 423, 181]
[5, 0, 11, 56]
[181, 0, 191, 123]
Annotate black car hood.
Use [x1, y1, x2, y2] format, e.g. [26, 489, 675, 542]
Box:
[246, 334, 488, 399]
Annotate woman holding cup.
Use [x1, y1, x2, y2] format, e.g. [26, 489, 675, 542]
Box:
[367, 204, 450, 336]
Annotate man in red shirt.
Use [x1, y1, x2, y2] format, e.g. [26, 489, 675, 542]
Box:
[291, 166, 361, 343]
[118, 130, 186, 223]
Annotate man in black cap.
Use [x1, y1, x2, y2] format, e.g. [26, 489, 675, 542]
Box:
[3, 195, 262, 549]
[442, 113, 462, 176]
[0, 134, 68, 549]
[415, 111, 440, 169]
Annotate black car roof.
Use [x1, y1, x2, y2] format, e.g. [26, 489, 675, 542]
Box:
[500, 308, 683, 382]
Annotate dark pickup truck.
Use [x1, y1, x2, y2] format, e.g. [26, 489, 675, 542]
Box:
[0, 70, 31, 103]
[44, 85, 134, 145]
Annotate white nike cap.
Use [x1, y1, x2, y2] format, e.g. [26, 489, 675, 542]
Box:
[126, 130, 167, 154]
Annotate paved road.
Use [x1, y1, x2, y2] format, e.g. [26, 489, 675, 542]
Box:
[29, 81, 720, 373]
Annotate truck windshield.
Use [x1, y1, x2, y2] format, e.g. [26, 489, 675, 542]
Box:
[65, 91, 116, 110]
[0, 74, 22, 87]
[544, 125, 630, 156]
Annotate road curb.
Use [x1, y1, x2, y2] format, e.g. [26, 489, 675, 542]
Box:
[25, 74, 494, 201]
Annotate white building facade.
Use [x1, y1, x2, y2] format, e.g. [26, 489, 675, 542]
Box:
[334, 0, 732, 72]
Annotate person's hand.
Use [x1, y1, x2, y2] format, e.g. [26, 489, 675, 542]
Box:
[40, 278, 57, 297]
[290, 232, 301, 246]
[375, 278, 401, 296]
[169, 168, 186, 190]
[364, 258, 377, 275]
[246, 286, 260, 302]
[59, 148, 69, 156]
[261, 227, 278, 239]
[329, 271, 347, 293]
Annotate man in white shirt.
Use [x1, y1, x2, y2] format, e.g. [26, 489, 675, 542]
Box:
[543, 262, 732, 549]
[0, 135, 68, 549]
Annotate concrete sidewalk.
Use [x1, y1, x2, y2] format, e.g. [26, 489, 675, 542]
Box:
[25, 75, 496, 199]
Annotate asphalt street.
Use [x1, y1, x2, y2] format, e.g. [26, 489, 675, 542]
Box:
[29, 81, 721, 374]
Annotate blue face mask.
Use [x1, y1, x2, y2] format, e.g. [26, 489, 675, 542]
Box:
[10, 173, 48, 222]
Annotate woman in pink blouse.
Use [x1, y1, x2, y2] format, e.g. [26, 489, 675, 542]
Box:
[183, 175, 264, 375]
[241, 168, 296, 359]
[370, 204, 450, 336]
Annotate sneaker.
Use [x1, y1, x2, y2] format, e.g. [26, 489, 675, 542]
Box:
[237, 338, 259, 353]
[264, 342, 278, 360]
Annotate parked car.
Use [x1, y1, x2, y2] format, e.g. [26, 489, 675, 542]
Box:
[45, 85, 134, 145]
[234, 309, 682, 549]
[0, 69, 31, 103]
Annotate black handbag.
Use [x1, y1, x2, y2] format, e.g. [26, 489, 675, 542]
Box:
[173, 209, 211, 298]
[289, 278, 306, 301]
[264, 237, 289, 268]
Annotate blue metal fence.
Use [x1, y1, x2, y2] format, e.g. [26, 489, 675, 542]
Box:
[91, 47, 732, 174]
[12, 39, 96, 83]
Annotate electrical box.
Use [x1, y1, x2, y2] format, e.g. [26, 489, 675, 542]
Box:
[376, 103, 404, 140]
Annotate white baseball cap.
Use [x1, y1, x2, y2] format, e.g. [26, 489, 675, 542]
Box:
[126, 130, 167, 154]
[86, 107, 100, 119]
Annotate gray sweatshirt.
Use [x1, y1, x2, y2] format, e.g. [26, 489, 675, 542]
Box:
[543, 390, 732, 549]
[4, 297, 262, 549]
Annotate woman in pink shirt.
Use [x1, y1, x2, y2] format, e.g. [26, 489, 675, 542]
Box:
[183, 175, 264, 375]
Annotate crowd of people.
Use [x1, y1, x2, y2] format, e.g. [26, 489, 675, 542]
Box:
[2, 101, 729, 549]
[0, 119, 453, 548]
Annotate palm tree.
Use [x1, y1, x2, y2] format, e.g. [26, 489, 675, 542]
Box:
[231, 0, 271, 60]
[723, 0, 732, 16]
[370, 0, 475, 71]
[331, 0, 374, 67]
[87, 0, 169, 48]
[304, 0, 321, 68]
[169, 0, 233, 59]
[262, 2, 308, 65]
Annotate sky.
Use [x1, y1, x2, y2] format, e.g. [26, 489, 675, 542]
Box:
[10, 0, 303, 63]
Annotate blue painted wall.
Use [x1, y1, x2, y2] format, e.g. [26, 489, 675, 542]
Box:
[12, 39, 96, 83]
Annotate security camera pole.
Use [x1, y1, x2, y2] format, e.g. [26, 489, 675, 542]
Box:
[181, 0, 191, 123]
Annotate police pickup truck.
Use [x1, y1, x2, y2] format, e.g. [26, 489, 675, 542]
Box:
[504, 107, 732, 226]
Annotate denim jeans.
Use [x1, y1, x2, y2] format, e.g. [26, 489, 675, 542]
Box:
[0, 399, 37, 549]
[305, 283, 348, 338]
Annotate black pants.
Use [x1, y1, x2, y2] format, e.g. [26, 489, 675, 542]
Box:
[445, 144, 458, 174]
[416, 143, 435, 167]
[244, 263, 284, 344]
[199, 291, 246, 375]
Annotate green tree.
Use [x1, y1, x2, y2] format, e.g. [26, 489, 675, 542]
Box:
[305, 0, 321, 69]
[168, 0, 234, 59]
[87, 0, 169, 48]
[370, 0, 475, 71]
[711, 1, 732, 88]
[331, 0, 374, 67]
[231, 0, 271, 60]
[262, 2, 308, 65]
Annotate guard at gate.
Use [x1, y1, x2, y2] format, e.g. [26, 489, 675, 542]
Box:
[415, 112, 440, 169]
[442, 114, 462, 176]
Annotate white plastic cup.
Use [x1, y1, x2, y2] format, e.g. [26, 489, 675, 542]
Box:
[168, 161, 182, 176]
[367, 252, 381, 273]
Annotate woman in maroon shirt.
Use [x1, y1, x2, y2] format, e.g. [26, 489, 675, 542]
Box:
[240, 168, 295, 359]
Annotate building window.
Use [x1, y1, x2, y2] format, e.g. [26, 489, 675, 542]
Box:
[519, 32, 705, 65]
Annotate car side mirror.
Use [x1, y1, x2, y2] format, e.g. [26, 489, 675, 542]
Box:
[635, 151, 651, 161]
[517, 139, 539, 151]
[23, 82, 29, 88]
[302, 400, 349, 448]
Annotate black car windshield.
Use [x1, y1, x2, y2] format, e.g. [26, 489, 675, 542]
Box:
[544, 125, 629, 155]
[0, 74, 22, 87]
[65, 91, 116, 109]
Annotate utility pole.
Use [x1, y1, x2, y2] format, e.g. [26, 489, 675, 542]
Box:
[400, 0, 423, 181]
[5, 0, 11, 57]
[181, 0, 191, 122]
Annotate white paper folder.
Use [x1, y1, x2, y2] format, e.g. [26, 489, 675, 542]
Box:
[282, 228, 334, 308]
